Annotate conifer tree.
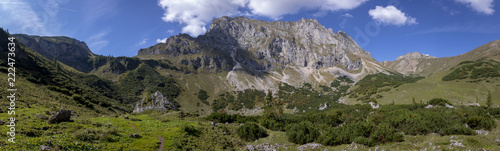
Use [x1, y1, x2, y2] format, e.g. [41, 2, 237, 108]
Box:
[486, 91, 492, 109]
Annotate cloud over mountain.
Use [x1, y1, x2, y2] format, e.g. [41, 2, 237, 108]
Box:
[157, 0, 369, 36]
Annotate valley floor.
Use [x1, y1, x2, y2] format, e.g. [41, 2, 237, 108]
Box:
[2, 108, 499, 151]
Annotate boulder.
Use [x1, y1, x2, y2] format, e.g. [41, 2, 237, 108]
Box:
[133, 91, 177, 113]
[40, 145, 52, 151]
[48, 109, 72, 124]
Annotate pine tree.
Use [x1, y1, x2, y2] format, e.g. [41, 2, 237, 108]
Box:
[486, 91, 492, 109]
[264, 90, 277, 119]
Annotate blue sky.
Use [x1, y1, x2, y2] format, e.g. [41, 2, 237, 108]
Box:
[0, 0, 499, 62]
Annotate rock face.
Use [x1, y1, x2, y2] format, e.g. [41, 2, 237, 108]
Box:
[13, 34, 94, 72]
[137, 16, 388, 92]
[138, 16, 382, 73]
[48, 109, 72, 124]
[133, 91, 176, 113]
[382, 52, 437, 75]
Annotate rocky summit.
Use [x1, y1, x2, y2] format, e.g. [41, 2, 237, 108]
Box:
[138, 16, 388, 92]
[139, 16, 379, 71]
[382, 52, 437, 75]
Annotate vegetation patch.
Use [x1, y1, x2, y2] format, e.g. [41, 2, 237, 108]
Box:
[443, 59, 500, 81]
[349, 72, 424, 102]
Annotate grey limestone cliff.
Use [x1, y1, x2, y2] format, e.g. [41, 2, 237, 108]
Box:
[138, 16, 377, 72]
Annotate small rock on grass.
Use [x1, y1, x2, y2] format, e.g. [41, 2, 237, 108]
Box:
[130, 133, 142, 138]
[40, 145, 52, 151]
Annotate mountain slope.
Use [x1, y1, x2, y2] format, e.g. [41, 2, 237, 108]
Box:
[381, 52, 436, 75]
[0, 28, 131, 115]
[383, 40, 500, 76]
[349, 40, 500, 106]
[13, 34, 95, 72]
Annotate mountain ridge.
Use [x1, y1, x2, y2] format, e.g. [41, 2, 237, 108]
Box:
[13, 34, 95, 72]
[383, 40, 500, 75]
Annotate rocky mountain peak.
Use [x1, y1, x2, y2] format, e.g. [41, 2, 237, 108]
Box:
[396, 52, 436, 61]
[383, 52, 437, 75]
[137, 16, 389, 92]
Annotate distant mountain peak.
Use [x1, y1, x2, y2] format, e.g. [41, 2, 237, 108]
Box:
[396, 52, 436, 61]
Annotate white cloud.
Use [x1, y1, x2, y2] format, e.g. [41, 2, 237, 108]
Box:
[156, 38, 168, 43]
[0, 0, 51, 35]
[455, 0, 494, 15]
[157, 0, 369, 36]
[167, 29, 174, 34]
[368, 5, 417, 26]
[136, 38, 147, 46]
[158, 0, 246, 36]
[341, 13, 354, 18]
[339, 13, 353, 29]
[87, 30, 110, 52]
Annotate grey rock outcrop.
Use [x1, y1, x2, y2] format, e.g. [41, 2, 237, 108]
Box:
[48, 109, 72, 124]
[138, 16, 377, 72]
[133, 91, 176, 113]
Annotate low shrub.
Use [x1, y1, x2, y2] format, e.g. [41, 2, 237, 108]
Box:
[353, 136, 374, 147]
[285, 121, 319, 144]
[442, 125, 475, 135]
[428, 98, 452, 106]
[237, 123, 268, 142]
[467, 115, 496, 130]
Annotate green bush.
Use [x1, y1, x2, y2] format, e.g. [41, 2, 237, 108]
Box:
[182, 125, 201, 137]
[260, 118, 285, 131]
[371, 123, 404, 144]
[353, 136, 374, 147]
[286, 121, 319, 144]
[467, 115, 496, 130]
[442, 125, 475, 135]
[197, 89, 209, 105]
[487, 108, 500, 118]
[211, 98, 228, 112]
[428, 98, 452, 106]
[237, 123, 268, 142]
